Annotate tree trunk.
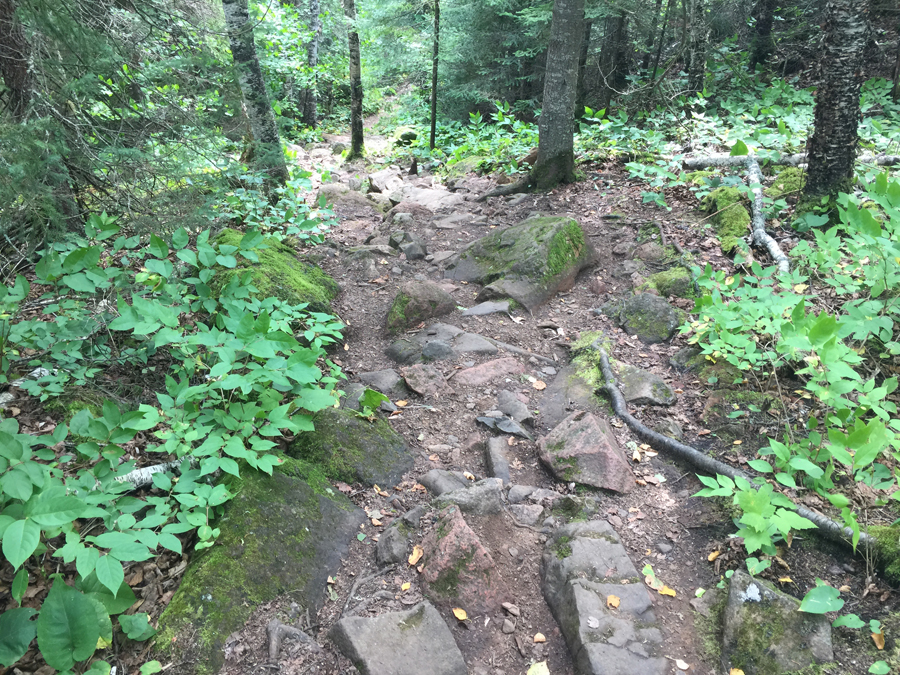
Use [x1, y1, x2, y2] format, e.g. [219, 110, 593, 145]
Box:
[686, 0, 708, 96]
[748, 0, 777, 71]
[596, 14, 628, 111]
[649, 0, 672, 78]
[532, 0, 585, 190]
[892, 35, 899, 102]
[222, 0, 289, 188]
[429, 0, 439, 149]
[343, 0, 364, 159]
[575, 20, 593, 116]
[302, 0, 320, 127]
[0, 0, 33, 121]
[642, 0, 664, 71]
[804, 0, 870, 198]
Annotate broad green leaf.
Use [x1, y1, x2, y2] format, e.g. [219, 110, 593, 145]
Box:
[76, 573, 137, 615]
[27, 490, 87, 527]
[119, 613, 156, 641]
[832, 613, 865, 628]
[0, 608, 37, 666]
[157, 533, 182, 555]
[730, 140, 749, 156]
[11, 567, 28, 602]
[36, 580, 101, 671]
[2, 519, 41, 569]
[148, 234, 169, 259]
[171, 228, 189, 250]
[1, 467, 35, 502]
[747, 459, 773, 473]
[140, 661, 164, 675]
[799, 582, 844, 614]
[869, 661, 891, 674]
[95, 555, 125, 596]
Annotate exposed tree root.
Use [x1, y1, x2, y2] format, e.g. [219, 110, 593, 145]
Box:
[266, 619, 321, 661]
[476, 177, 534, 202]
[590, 338, 876, 554]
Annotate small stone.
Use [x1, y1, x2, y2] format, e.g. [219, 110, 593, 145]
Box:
[502, 602, 521, 617]
[422, 340, 454, 361]
[541, 366, 557, 376]
[509, 504, 544, 526]
[401, 364, 451, 398]
[502, 619, 516, 634]
[461, 301, 510, 317]
[656, 542, 673, 554]
[508, 547, 519, 558]
[508, 485, 537, 504]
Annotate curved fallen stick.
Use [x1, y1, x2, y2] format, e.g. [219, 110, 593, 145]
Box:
[590, 338, 876, 553]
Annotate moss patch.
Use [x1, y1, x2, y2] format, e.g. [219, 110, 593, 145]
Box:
[385, 293, 411, 335]
[685, 170, 720, 187]
[870, 525, 900, 584]
[210, 228, 339, 312]
[700, 187, 750, 254]
[445, 155, 487, 178]
[546, 220, 587, 282]
[642, 267, 694, 298]
[766, 167, 806, 199]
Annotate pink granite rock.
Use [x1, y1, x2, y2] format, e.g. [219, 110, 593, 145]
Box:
[401, 364, 451, 398]
[453, 357, 525, 387]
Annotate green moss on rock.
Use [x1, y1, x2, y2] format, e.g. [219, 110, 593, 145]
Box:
[870, 525, 900, 584]
[765, 167, 806, 199]
[701, 187, 750, 254]
[642, 267, 694, 298]
[386, 293, 411, 335]
[685, 170, 720, 187]
[210, 228, 339, 312]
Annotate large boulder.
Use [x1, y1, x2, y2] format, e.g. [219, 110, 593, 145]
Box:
[444, 216, 598, 311]
[602, 294, 680, 344]
[609, 360, 676, 406]
[386, 281, 456, 335]
[723, 570, 833, 674]
[155, 462, 364, 673]
[287, 407, 413, 487]
[329, 602, 466, 675]
[538, 411, 635, 493]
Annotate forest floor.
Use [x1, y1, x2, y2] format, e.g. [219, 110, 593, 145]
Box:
[195, 133, 898, 675]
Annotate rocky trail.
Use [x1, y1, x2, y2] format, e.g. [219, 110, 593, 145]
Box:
[154, 134, 889, 675]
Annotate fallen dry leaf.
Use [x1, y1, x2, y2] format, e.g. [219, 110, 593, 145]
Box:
[872, 630, 885, 650]
[697, 429, 711, 436]
[659, 586, 677, 597]
[335, 482, 352, 493]
[675, 659, 690, 671]
[526, 662, 549, 675]
[401, 582, 410, 591]
[607, 595, 620, 609]
[416, 564, 424, 573]
[729, 669, 745, 675]
[839, 585, 852, 593]
[733, 440, 742, 446]
[632, 449, 641, 462]
[408, 546, 424, 566]
[452, 608, 468, 621]
[396, 400, 408, 407]
[778, 577, 793, 584]
[371, 518, 382, 526]
[707, 550, 721, 562]
[533, 633, 546, 643]
[463, 471, 475, 481]
[428, 454, 440, 461]
[327, 576, 335, 584]
[533, 380, 547, 390]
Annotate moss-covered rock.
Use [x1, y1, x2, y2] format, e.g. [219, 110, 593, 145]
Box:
[870, 525, 900, 584]
[445, 155, 487, 178]
[700, 187, 750, 254]
[210, 229, 340, 312]
[685, 170, 720, 187]
[640, 267, 694, 298]
[154, 460, 364, 674]
[701, 389, 779, 446]
[765, 167, 806, 199]
[385, 280, 456, 335]
[444, 216, 597, 311]
[287, 407, 413, 487]
[601, 294, 680, 344]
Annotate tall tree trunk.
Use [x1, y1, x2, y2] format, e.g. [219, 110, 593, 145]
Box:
[0, 0, 33, 121]
[748, 0, 777, 71]
[343, 0, 364, 159]
[576, 19, 593, 116]
[222, 0, 289, 188]
[429, 0, 439, 149]
[597, 13, 628, 111]
[892, 35, 900, 102]
[532, 0, 585, 190]
[642, 0, 664, 71]
[804, 0, 869, 198]
[302, 0, 320, 127]
[649, 0, 672, 78]
[686, 0, 708, 96]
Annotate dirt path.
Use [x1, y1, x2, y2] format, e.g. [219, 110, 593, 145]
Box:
[216, 139, 888, 675]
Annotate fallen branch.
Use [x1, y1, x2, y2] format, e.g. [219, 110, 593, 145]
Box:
[745, 157, 790, 275]
[266, 619, 321, 661]
[590, 338, 876, 554]
[340, 564, 396, 618]
[113, 458, 197, 489]
[683, 152, 900, 170]
[476, 176, 533, 202]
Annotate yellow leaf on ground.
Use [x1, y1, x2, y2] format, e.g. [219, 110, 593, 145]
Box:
[607, 595, 620, 609]
[872, 631, 885, 650]
[371, 518, 382, 526]
[396, 400, 408, 407]
[452, 608, 468, 621]
[408, 545, 423, 566]
[733, 440, 742, 445]
[839, 585, 851, 593]
[659, 586, 677, 597]
[632, 449, 641, 462]
[526, 662, 550, 675]
[534, 633, 546, 643]
[697, 429, 711, 436]
[730, 669, 745, 675]
[533, 381, 547, 390]
[793, 284, 809, 293]
[401, 582, 410, 591]
[778, 577, 793, 584]
[708, 550, 720, 562]
[463, 471, 475, 480]
[429, 454, 440, 461]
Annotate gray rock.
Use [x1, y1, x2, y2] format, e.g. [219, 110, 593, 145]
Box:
[444, 216, 598, 311]
[376, 523, 410, 565]
[339, 382, 366, 411]
[288, 408, 413, 487]
[451, 332, 498, 355]
[400, 239, 428, 260]
[497, 390, 533, 425]
[386, 338, 424, 364]
[538, 412, 635, 493]
[391, 212, 415, 227]
[653, 419, 683, 441]
[669, 346, 702, 372]
[348, 177, 363, 192]
[476, 415, 533, 439]
[461, 301, 510, 317]
[484, 437, 511, 485]
[542, 521, 667, 675]
[723, 570, 833, 674]
[358, 369, 404, 395]
[401, 363, 451, 398]
[604, 294, 680, 344]
[419, 469, 469, 496]
[610, 361, 676, 406]
[508, 485, 537, 504]
[431, 250, 456, 264]
[434, 478, 503, 515]
[509, 503, 544, 525]
[401, 505, 426, 528]
[329, 602, 466, 675]
[368, 167, 404, 194]
[386, 280, 455, 335]
[539, 364, 605, 430]
[634, 242, 666, 261]
[527, 488, 564, 505]
[433, 213, 471, 230]
[422, 340, 454, 361]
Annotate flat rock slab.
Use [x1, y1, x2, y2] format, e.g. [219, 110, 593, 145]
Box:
[602, 294, 680, 344]
[422, 506, 510, 614]
[420, 469, 469, 496]
[368, 167, 404, 194]
[401, 363, 451, 398]
[444, 216, 598, 311]
[386, 322, 499, 364]
[454, 357, 525, 387]
[386, 280, 455, 335]
[723, 570, 833, 674]
[539, 412, 635, 493]
[542, 521, 667, 675]
[393, 185, 465, 211]
[433, 477, 503, 515]
[329, 602, 466, 675]
[358, 369, 405, 396]
[611, 360, 676, 406]
[461, 301, 510, 316]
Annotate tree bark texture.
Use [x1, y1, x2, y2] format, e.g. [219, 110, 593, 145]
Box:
[649, 0, 671, 78]
[0, 0, 33, 121]
[596, 13, 628, 111]
[686, 0, 708, 96]
[748, 0, 777, 70]
[642, 0, 664, 71]
[892, 34, 899, 102]
[302, 0, 320, 127]
[222, 0, 289, 187]
[575, 20, 592, 116]
[532, 0, 584, 190]
[343, 0, 364, 159]
[804, 0, 869, 198]
[429, 0, 439, 150]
